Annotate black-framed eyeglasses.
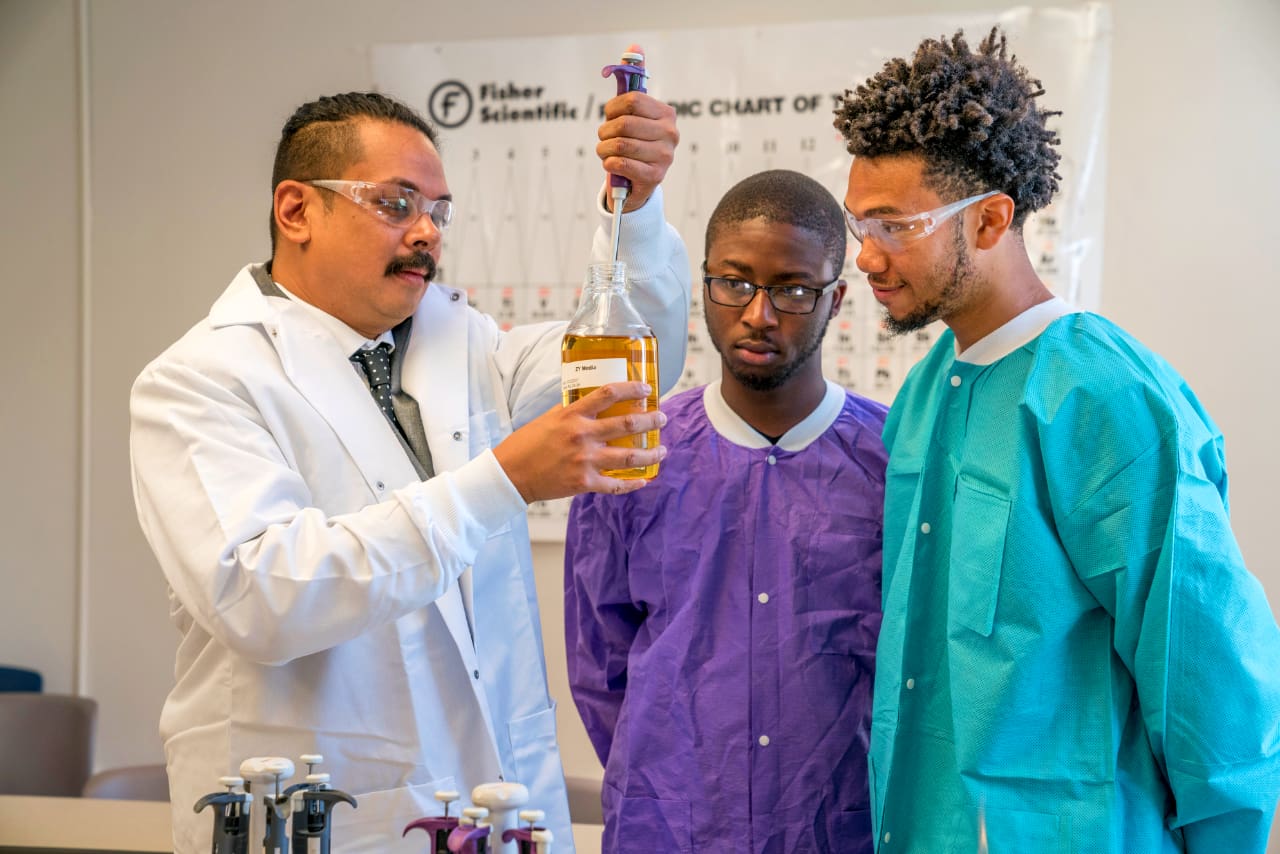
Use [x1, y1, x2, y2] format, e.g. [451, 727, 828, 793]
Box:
[701, 263, 840, 315]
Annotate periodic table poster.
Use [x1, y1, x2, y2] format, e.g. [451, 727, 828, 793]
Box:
[372, 5, 1111, 540]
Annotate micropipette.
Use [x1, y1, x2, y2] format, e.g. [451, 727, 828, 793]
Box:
[601, 51, 649, 264]
[193, 776, 252, 854]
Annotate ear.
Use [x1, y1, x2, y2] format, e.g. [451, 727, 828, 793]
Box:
[828, 279, 848, 318]
[973, 193, 1016, 250]
[274, 180, 315, 247]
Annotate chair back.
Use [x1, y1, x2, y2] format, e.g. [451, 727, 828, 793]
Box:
[0, 693, 96, 796]
[82, 763, 169, 801]
[564, 774, 604, 825]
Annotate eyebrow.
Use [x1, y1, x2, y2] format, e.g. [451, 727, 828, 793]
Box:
[708, 260, 822, 284]
[709, 259, 754, 277]
[385, 177, 453, 202]
[847, 203, 905, 219]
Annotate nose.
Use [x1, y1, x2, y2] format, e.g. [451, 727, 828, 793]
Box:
[855, 238, 889, 276]
[740, 287, 779, 330]
[403, 212, 443, 253]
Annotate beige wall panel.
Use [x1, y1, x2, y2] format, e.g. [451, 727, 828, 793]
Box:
[0, 0, 80, 696]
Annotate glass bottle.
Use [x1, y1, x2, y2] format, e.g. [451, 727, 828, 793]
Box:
[561, 261, 660, 479]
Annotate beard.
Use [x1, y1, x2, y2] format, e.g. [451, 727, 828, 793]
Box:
[710, 311, 832, 392]
[882, 227, 976, 336]
[385, 251, 437, 282]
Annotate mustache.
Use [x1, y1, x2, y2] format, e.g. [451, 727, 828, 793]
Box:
[735, 332, 777, 344]
[733, 335, 779, 351]
[385, 252, 437, 282]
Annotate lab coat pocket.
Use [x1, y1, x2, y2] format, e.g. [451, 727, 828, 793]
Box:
[603, 779, 693, 853]
[826, 808, 872, 853]
[508, 705, 564, 803]
[330, 777, 455, 853]
[972, 804, 1062, 853]
[950, 481, 1010, 637]
[884, 456, 923, 548]
[467, 408, 504, 457]
[800, 510, 882, 656]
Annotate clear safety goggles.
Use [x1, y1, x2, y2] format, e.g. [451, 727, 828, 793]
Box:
[308, 179, 455, 230]
[844, 190, 998, 252]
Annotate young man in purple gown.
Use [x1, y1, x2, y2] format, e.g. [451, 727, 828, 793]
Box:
[565, 170, 886, 853]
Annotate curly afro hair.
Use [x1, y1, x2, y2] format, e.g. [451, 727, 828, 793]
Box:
[833, 28, 1061, 228]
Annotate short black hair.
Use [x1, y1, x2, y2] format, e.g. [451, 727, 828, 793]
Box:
[268, 92, 438, 252]
[833, 28, 1061, 228]
[705, 169, 846, 275]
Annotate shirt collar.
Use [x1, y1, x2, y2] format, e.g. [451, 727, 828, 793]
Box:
[955, 297, 1077, 365]
[701, 379, 845, 451]
[273, 280, 396, 355]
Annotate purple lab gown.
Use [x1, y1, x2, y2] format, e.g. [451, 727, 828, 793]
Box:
[565, 382, 887, 853]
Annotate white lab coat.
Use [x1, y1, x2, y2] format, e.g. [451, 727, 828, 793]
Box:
[129, 189, 689, 853]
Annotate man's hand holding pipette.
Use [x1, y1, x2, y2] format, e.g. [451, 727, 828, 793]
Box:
[596, 44, 679, 214]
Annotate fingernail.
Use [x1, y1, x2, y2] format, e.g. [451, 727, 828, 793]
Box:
[657, 412, 668, 427]
[641, 383, 653, 395]
[657, 445, 668, 459]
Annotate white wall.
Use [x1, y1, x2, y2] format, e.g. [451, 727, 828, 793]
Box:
[3, 1, 1278, 844]
[0, 0, 81, 696]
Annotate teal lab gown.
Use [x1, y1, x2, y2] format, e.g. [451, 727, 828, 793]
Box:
[872, 310, 1280, 853]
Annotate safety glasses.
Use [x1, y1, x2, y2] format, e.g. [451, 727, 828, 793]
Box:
[308, 179, 454, 230]
[844, 190, 998, 252]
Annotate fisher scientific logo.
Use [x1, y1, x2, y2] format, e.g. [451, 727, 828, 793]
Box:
[428, 80, 473, 128]
[427, 78, 582, 128]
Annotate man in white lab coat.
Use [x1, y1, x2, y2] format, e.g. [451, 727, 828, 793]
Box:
[129, 84, 688, 852]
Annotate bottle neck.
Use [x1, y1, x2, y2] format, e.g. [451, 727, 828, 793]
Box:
[567, 260, 651, 337]
[586, 262, 627, 291]
[582, 282, 628, 296]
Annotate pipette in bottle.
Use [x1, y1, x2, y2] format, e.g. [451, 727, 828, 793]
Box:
[601, 50, 649, 264]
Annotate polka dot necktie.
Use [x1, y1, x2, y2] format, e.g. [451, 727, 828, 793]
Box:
[351, 342, 401, 427]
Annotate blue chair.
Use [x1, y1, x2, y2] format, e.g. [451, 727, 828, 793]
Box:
[0, 666, 41, 692]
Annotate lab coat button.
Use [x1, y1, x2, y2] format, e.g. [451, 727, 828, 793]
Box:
[757, 592, 769, 604]
[767, 455, 777, 465]
[758, 735, 770, 747]
[452, 431, 463, 441]
[950, 375, 962, 387]
[473, 669, 480, 680]
[920, 522, 931, 534]
[906, 678, 915, 690]
[884, 832, 892, 843]
[451, 291, 461, 301]
[376, 481, 386, 491]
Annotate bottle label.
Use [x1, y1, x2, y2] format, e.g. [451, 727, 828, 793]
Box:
[561, 357, 628, 392]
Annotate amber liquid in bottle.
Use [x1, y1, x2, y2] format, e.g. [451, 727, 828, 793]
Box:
[561, 333, 660, 479]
